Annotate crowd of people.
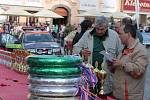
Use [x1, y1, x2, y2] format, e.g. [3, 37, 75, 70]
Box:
[64, 16, 149, 100]
[0, 21, 67, 47]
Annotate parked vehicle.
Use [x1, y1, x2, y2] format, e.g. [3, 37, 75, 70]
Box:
[18, 30, 61, 55]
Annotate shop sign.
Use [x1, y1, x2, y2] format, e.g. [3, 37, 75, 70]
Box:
[123, 0, 150, 12]
[80, 0, 100, 11]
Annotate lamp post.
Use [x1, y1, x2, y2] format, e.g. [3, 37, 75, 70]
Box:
[135, 0, 140, 29]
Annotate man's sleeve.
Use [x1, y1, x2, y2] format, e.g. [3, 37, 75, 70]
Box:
[73, 31, 88, 54]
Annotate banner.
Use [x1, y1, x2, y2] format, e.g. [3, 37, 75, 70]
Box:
[123, 0, 150, 12]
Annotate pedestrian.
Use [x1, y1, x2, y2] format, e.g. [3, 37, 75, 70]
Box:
[122, 17, 143, 43]
[72, 19, 92, 45]
[73, 16, 123, 97]
[111, 24, 149, 100]
[114, 21, 121, 34]
[64, 24, 80, 54]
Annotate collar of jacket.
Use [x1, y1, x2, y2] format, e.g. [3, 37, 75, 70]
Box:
[90, 28, 108, 36]
[122, 39, 139, 55]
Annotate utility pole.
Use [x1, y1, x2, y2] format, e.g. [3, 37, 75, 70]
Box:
[135, 0, 140, 29]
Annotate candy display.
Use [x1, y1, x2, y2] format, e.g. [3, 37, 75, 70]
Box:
[27, 55, 82, 99]
[0, 49, 30, 73]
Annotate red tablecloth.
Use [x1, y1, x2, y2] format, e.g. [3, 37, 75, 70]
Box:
[0, 64, 28, 100]
[0, 64, 116, 100]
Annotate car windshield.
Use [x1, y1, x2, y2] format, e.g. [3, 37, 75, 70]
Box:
[23, 33, 54, 43]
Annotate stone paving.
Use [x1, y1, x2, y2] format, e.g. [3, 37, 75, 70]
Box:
[144, 46, 150, 100]
[144, 64, 150, 100]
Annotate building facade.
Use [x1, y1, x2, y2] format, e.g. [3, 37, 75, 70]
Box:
[2, 0, 149, 26]
[121, 0, 150, 25]
[44, 0, 79, 25]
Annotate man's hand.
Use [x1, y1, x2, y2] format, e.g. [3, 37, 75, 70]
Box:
[112, 58, 125, 68]
[81, 48, 91, 60]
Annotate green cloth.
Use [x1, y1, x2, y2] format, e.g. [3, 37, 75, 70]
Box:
[54, 25, 58, 33]
[92, 33, 105, 70]
[92, 33, 106, 95]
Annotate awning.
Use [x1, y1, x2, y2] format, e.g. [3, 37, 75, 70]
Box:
[0, 7, 32, 16]
[111, 11, 131, 19]
[123, 10, 150, 15]
[76, 10, 111, 17]
[33, 9, 64, 18]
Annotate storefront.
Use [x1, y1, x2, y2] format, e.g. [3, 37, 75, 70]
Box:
[122, 0, 150, 25]
[45, 0, 77, 26]
[53, 7, 68, 25]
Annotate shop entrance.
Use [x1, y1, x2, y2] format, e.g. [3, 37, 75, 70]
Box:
[53, 7, 68, 26]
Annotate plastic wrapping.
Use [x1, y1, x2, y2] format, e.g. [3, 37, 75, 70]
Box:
[29, 85, 79, 97]
[27, 55, 82, 66]
[28, 67, 82, 75]
[29, 76, 81, 86]
[28, 94, 80, 100]
[29, 74, 81, 79]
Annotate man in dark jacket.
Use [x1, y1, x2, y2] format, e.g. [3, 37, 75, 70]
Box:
[72, 19, 92, 45]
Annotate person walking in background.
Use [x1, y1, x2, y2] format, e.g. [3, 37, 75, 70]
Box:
[73, 16, 123, 96]
[114, 21, 121, 34]
[122, 17, 143, 43]
[64, 24, 80, 43]
[72, 19, 92, 45]
[64, 24, 80, 54]
[111, 24, 149, 100]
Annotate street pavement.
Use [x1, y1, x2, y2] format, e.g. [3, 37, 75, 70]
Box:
[144, 46, 150, 100]
[146, 46, 150, 62]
